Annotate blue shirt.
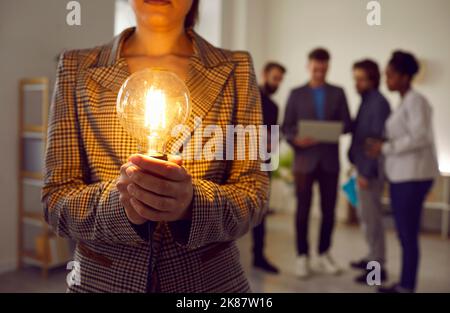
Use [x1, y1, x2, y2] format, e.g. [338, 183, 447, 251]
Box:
[311, 87, 326, 120]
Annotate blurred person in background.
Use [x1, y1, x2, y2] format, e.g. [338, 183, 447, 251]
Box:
[252, 62, 286, 274]
[366, 51, 439, 293]
[348, 59, 391, 284]
[282, 48, 351, 278]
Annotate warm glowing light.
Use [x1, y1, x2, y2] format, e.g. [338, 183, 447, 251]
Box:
[116, 68, 191, 156]
[145, 87, 167, 132]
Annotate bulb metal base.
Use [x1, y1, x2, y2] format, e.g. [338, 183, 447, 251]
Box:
[148, 152, 167, 161]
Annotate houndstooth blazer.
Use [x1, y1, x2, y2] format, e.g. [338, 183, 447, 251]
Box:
[41, 27, 269, 293]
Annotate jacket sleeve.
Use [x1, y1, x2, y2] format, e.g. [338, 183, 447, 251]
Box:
[357, 99, 391, 178]
[369, 99, 391, 139]
[41, 51, 147, 245]
[169, 52, 270, 250]
[382, 96, 432, 156]
[281, 91, 300, 148]
[338, 88, 352, 134]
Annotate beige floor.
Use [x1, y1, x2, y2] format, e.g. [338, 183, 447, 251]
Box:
[0, 212, 449, 293]
[239, 212, 450, 293]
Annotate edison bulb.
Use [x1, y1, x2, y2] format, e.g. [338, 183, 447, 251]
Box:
[116, 68, 191, 157]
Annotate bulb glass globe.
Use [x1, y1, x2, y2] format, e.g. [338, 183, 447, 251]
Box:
[116, 68, 191, 157]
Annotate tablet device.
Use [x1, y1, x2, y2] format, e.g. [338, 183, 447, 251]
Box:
[297, 120, 343, 143]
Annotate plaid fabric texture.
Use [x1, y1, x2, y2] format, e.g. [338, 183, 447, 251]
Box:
[42, 27, 269, 293]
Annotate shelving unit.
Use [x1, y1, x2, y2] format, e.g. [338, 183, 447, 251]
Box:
[17, 77, 71, 278]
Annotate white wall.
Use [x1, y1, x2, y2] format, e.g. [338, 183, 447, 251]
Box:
[114, 0, 136, 35]
[0, 0, 115, 273]
[221, 0, 267, 74]
[196, 0, 223, 47]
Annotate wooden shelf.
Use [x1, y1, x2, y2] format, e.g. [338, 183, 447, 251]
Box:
[22, 248, 69, 272]
[22, 131, 44, 139]
[18, 77, 54, 279]
[21, 171, 43, 180]
[23, 211, 44, 220]
[18, 77, 73, 279]
[22, 249, 43, 262]
[23, 125, 44, 133]
[22, 177, 43, 187]
[22, 212, 45, 227]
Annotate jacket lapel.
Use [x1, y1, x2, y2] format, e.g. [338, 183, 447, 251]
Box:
[168, 31, 236, 152]
[84, 28, 133, 94]
[84, 59, 130, 94]
[84, 27, 236, 152]
[184, 55, 235, 133]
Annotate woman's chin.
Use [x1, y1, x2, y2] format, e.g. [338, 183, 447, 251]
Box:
[138, 14, 173, 29]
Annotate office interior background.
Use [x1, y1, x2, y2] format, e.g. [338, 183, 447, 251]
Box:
[0, 0, 449, 292]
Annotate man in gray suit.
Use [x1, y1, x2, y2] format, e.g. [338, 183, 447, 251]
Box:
[282, 48, 351, 278]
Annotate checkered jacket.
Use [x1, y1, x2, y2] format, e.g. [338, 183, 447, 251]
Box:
[42, 27, 269, 293]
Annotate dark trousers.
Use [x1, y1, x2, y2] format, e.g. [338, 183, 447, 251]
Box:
[294, 166, 339, 256]
[252, 216, 266, 260]
[390, 180, 433, 291]
[252, 168, 272, 261]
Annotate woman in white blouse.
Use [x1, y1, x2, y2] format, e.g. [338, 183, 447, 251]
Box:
[367, 51, 439, 293]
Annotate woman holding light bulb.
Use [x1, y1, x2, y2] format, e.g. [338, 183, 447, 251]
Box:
[42, 0, 269, 293]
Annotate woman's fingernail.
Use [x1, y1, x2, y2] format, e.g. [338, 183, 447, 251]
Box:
[130, 155, 140, 165]
[126, 167, 133, 177]
[127, 184, 135, 195]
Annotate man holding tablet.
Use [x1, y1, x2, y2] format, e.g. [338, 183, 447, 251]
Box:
[282, 48, 351, 279]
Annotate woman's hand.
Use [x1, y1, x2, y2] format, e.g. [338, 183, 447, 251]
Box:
[124, 154, 194, 222]
[117, 161, 147, 225]
[365, 138, 383, 159]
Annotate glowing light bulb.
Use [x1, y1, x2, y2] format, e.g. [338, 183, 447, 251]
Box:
[116, 68, 191, 158]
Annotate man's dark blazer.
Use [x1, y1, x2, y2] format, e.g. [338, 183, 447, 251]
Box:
[348, 90, 391, 179]
[282, 83, 352, 174]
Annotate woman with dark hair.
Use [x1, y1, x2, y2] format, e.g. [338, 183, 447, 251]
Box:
[42, 0, 269, 292]
[367, 50, 439, 293]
